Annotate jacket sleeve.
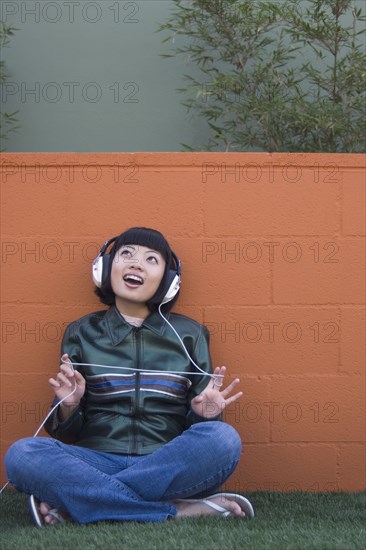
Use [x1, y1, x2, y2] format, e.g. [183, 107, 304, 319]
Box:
[44, 320, 85, 443]
[185, 324, 221, 427]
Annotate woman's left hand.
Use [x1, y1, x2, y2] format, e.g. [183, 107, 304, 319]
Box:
[190, 366, 243, 419]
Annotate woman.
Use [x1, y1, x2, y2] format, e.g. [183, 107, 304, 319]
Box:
[5, 227, 254, 525]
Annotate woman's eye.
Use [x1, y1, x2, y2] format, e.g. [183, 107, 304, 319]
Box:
[147, 256, 158, 263]
[120, 249, 132, 257]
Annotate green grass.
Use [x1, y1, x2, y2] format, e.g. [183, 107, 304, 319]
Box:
[1, 491, 365, 550]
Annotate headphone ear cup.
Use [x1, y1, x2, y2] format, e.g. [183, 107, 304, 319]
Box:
[161, 270, 181, 305]
[101, 255, 111, 287]
[92, 256, 103, 288]
[92, 255, 111, 288]
[92, 236, 118, 288]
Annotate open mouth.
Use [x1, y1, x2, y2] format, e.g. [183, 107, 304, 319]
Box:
[123, 274, 144, 287]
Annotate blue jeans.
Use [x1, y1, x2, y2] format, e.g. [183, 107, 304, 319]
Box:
[5, 421, 242, 523]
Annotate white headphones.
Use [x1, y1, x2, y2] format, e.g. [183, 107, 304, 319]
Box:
[92, 237, 181, 305]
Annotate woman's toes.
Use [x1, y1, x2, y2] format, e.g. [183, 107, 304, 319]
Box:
[174, 496, 245, 518]
[39, 502, 51, 516]
[39, 501, 66, 524]
[38, 502, 52, 524]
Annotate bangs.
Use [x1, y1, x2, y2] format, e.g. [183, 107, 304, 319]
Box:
[112, 227, 171, 263]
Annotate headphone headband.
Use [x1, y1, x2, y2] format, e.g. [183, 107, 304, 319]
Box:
[99, 237, 118, 256]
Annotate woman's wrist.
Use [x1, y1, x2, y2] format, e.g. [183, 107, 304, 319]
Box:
[58, 402, 80, 422]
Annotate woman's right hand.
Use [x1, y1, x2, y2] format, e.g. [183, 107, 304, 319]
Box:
[48, 353, 86, 409]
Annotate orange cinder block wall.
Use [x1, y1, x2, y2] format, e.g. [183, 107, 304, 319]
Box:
[1, 152, 365, 492]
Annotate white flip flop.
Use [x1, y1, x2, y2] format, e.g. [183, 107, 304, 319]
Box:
[176, 492, 255, 518]
[28, 494, 66, 527]
[211, 492, 255, 518]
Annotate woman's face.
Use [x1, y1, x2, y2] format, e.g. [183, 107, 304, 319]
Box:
[111, 244, 166, 316]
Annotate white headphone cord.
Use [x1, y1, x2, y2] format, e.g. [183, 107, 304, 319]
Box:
[62, 307, 222, 381]
[33, 374, 78, 438]
[0, 372, 78, 495]
[1, 308, 220, 494]
[157, 304, 216, 377]
[60, 362, 221, 378]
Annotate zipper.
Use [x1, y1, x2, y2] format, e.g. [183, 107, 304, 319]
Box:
[131, 326, 142, 453]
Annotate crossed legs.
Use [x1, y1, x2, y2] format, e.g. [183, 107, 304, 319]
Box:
[5, 421, 243, 523]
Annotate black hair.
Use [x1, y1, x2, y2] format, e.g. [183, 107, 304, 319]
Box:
[94, 227, 180, 313]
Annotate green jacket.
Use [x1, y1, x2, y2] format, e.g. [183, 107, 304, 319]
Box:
[45, 306, 214, 455]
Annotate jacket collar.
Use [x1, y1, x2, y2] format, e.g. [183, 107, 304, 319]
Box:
[105, 306, 168, 346]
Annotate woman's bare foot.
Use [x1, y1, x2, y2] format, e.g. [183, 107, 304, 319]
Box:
[174, 495, 246, 519]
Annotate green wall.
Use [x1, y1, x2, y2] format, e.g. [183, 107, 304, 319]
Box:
[1, 1, 364, 152]
[1, 0, 210, 151]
